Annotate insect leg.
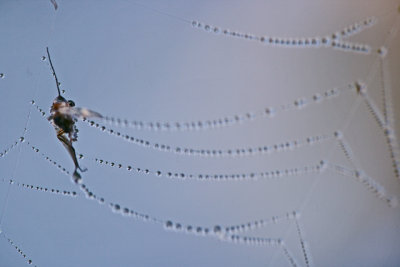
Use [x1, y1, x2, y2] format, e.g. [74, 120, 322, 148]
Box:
[46, 47, 61, 96]
[57, 131, 87, 183]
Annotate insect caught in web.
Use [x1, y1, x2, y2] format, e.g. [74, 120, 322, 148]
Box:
[45, 47, 103, 183]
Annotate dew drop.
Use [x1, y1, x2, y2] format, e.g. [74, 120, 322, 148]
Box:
[174, 223, 182, 231]
[377, 46, 387, 58]
[213, 225, 222, 234]
[164, 220, 173, 229]
[334, 131, 342, 139]
[41, 56, 46, 61]
[265, 107, 275, 117]
[113, 204, 121, 212]
[0, 73, 4, 79]
[123, 208, 130, 215]
[196, 227, 203, 234]
[313, 93, 323, 102]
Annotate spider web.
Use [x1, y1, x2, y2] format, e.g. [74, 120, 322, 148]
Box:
[1, 1, 400, 266]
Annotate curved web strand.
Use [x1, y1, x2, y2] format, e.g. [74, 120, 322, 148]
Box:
[379, 58, 391, 125]
[127, 1, 396, 56]
[1, 178, 78, 198]
[0, 232, 38, 267]
[25, 141, 309, 266]
[294, 216, 312, 267]
[94, 82, 354, 132]
[190, 17, 374, 54]
[25, 136, 325, 183]
[88, 154, 325, 182]
[352, 79, 400, 179]
[383, 126, 400, 178]
[378, 57, 400, 178]
[281, 245, 298, 267]
[87, 118, 333, 158]
[355, 81, 386, 129]
[327, 130, 398, 208]
[326, 163, 398, 207]
[335, 17, 378, 40]
[0, 137, 25, 159]
[221, 211, 298, 235]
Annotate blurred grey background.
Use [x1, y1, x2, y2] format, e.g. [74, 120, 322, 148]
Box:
[0, 0, 399, 266]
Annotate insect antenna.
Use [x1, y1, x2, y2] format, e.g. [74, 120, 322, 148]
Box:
[46, 47, 61, 96]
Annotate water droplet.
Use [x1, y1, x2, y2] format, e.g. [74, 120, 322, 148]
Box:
[0, 73, 4, 79]
[334, 131, 342, 139]
[123, 208, 130, 215]
[174, 223, 182, 231]
[265, 107, 275, 117]
[165, 220, 173, 229]
[313, 93, 322, 102]
[41, 56, 46, 61]
[213, 225, 222, 234]
[112, 204, 121, 212]
[377, 46, 387, 58]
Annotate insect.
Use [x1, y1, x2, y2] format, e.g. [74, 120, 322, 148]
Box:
[46, 47, 103, 183]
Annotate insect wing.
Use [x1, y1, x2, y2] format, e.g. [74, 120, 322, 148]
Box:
[57, 106, 103, 120]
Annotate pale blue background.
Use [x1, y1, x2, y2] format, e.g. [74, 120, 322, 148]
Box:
[0, 1, 400, 266]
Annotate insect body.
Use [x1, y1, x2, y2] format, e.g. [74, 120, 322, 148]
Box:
[46, 47, 102, 183]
